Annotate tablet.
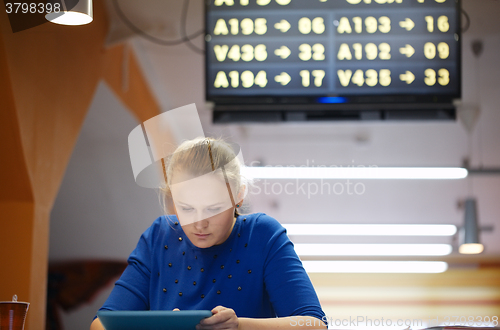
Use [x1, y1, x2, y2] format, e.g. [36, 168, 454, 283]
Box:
[97, 310, 213, 330]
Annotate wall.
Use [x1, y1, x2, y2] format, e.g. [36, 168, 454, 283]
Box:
[48, 82, 163, 329]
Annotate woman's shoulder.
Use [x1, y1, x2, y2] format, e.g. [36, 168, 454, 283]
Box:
[243, 213, 289, 256]
[242, 212, 285, 234]
[140, 214, 181, 242]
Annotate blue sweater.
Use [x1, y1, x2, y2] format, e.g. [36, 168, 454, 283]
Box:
[97, 213, 326, 322]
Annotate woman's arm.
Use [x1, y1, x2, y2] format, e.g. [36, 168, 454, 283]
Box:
[90, 318, 105, 330]
[197, 306, 327, 330]
[89, 219, 161, 330]
[260, 216, 327, 324]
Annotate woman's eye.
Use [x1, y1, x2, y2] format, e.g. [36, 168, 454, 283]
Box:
[208, 207, 221, 212]
[182, 208, 194, 212]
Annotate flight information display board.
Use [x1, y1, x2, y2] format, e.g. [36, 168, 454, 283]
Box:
[205, 0, 461, 105]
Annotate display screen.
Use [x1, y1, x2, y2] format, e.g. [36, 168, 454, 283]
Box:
[205, 0, 461, 106]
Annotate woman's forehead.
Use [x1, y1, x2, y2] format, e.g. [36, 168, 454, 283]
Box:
[171, 169, 226, 185]
[171, 171, 232, 202]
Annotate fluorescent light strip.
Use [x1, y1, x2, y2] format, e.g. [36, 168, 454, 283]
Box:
[294, 244, 452, 256]
[303, 261, 448, 273]
[283, 224, 457, 236]
[242, 166, 467, 179]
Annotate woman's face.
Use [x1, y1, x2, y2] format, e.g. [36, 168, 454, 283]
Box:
[170, 170, 239, 249]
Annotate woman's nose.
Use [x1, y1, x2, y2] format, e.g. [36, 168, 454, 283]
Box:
[194, 218, 209, 229]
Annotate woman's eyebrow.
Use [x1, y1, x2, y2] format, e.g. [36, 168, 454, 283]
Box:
[177, 201, 225, 207]
[207, 202, 225, 207]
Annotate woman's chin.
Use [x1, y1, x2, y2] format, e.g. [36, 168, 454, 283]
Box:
[193, 241, 213, 248]
[189, 236, 214, 248]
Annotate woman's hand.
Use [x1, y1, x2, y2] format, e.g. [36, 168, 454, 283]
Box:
[196, 305, 239, 330]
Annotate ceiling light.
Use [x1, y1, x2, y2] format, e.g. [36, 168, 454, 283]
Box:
[459, 198, 484, 254]
[303, 261, 448, 273]
[459, 243, 483, 254]
[294, 244, 452, 256]
[242, 166, 467, 179]
[282, 224, 457, 236]
[46, 0, 93, 26]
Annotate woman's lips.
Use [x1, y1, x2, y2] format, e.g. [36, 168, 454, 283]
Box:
[195, 233, 210, 238]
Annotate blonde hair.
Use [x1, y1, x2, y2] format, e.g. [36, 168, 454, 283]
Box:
[159, 137, 247, 217]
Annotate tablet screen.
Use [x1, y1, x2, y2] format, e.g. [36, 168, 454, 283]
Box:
[97, 310, 213, 330]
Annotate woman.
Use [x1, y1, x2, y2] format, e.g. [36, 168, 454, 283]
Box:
[90, 137, 327, 330]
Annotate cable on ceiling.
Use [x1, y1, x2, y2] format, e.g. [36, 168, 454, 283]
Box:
[461, 8, 470, 33]
[180, 0, 205, 54]
[112, 0, 205, 51]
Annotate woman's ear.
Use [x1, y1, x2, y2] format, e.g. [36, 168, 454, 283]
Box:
[236, 184, 246, 206]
